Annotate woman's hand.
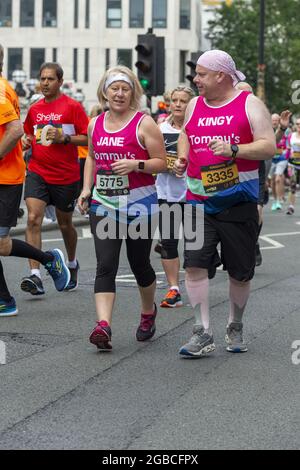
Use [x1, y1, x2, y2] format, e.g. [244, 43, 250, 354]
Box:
[77, 189, 91, 214]
[111, 159, 137, 175]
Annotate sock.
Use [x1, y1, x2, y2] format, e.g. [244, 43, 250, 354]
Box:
[9, 239, 54, 266]
[68, 259, 77, 269]
[99, 320, 110, 327]
[228, 278, 251, 325]
[142, 304, 155, 315]
[170, 285, 179, 292]
[185, 274, 210, 330]
[31, 269, 41, 279]
[0, 260, 12, 301]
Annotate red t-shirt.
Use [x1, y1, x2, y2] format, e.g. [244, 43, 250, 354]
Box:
[24, 94, 88, 184]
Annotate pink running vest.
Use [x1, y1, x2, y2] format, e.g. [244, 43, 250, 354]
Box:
[91, 111, 157, 216]
[185, 91, 259, 214]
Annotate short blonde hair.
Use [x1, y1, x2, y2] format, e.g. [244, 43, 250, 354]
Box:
[97, 66, 143, 111]
[170, 85, 195, 100]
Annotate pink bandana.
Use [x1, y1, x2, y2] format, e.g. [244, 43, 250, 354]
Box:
[197, 50, 246, 86]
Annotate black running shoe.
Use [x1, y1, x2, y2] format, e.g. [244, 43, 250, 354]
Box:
[64, 261, 80, 291]
[21, 274, 45, 296]
[136, 304, 157, 341]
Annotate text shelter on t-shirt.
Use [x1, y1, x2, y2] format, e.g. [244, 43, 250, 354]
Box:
[24, 94, 89, 185]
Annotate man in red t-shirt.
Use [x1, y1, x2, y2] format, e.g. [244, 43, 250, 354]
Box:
[22, 62, 88, 296]
[0, 46, 71, 317]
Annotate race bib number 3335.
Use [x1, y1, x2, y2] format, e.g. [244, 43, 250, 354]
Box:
[96, 169, 130, 197]
[201, 160, 239, 194]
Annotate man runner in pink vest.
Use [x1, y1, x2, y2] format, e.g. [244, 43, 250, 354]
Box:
[174, 50, 276, 357]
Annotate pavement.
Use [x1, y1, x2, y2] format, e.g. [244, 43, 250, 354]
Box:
[11, 206, 90, 236]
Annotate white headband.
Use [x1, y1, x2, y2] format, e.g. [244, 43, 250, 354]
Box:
[104, 74, 134, 91]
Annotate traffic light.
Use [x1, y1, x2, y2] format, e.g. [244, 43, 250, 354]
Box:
[135, 32, 165, 97]
[186, 51, 202, 94]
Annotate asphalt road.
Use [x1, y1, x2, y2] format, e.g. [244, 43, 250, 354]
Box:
[0, 205, 299, 450]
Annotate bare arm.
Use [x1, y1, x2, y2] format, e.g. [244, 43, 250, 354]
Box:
[0, 119, 23, 160]
[275, 110, 292, 143]
[239, 95, 276, 159]
[209, 95, 276, 160]
[174, 98, 197, 175]
[78, 119, 96, 213]
[46, 127, 88, 146]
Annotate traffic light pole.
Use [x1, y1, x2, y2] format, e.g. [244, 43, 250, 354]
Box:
[135, 31, 165, 98]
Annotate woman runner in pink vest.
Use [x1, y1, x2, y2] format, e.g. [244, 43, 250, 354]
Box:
[78, 66, 167, 351]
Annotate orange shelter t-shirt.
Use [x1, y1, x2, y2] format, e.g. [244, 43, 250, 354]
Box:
[0, 77, 25, 184]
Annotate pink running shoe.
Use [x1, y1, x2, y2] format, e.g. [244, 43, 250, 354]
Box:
[89, 321, 112, 350]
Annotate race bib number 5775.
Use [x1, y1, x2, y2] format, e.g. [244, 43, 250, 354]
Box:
[96, 169, 130, 197]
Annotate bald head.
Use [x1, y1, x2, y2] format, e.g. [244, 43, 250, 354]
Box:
[235, 81, 253, 93]
[0, 44, 4, 74]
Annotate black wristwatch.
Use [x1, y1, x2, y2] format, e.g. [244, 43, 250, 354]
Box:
[63, 134, 71, 145]
[138, 161, 145, 171]
[231, 144, 239, 159]
[279, 126, 287, 132]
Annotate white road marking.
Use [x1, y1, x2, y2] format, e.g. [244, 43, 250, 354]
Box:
[259, 231, 300, 250]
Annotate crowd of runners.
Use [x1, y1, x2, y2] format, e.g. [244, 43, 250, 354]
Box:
[0, 43, 297, 357]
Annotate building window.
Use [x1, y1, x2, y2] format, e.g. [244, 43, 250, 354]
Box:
[30, 48, 45, 79]
[105, 49, 110, 69]
[42, 0, 57, 27]
[84, 49, 89, 83]
[129, 0, 144, 28]
[179, 50, 188, 82]
[152, 0, 167, 28]
[179, 0, 190, 29]
[117, 49, 132, 69]
[53, 48, 57, 62]
[107, 0, 121, 28]
[74, 0, 79, 28]
[8, 48, 23, 80]
[0, 0, 12, 27]
[85, 0, 90, 28]
[20, 0, 35, 27]
[73, 49, 78, 82]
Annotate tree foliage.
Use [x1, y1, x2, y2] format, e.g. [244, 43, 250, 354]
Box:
[206, 0, 300, 114]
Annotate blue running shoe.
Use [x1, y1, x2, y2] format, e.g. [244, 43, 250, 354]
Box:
[64, 260, 80, 291]
[0, 297, 18, 317]
[44, 249, 70, 292]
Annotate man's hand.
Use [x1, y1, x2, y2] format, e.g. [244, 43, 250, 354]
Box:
[174, 157, 188, 177]
[279, 110, 292, 129]
[22, 134, 33, 151]
[46, 126, 64, 144]
[208, 139, 231, 157]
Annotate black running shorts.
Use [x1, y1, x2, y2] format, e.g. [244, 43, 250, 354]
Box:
[24, 171, 80, 213]
[0, 183, 23, 229]
[184, 202, 259, 282]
